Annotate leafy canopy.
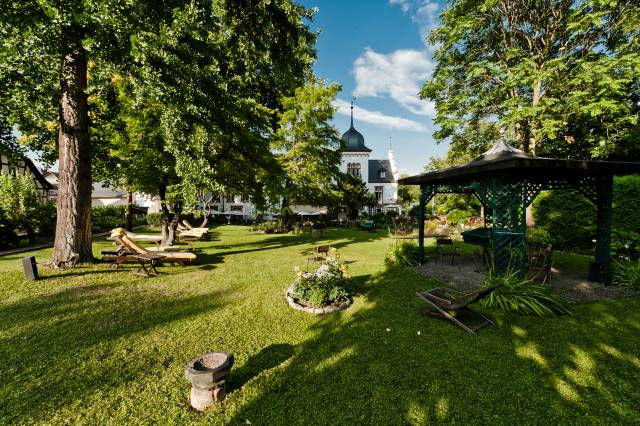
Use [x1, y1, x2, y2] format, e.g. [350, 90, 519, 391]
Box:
[422, 0, 640, 160]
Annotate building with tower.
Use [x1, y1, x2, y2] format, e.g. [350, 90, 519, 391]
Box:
[340, 101, 400, 214]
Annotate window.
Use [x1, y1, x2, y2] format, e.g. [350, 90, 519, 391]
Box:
[375, 186, 383, 203]
[379, 169, 386, 179]
[347, 162, 361, 177]
[226, 193, 235, 203]
[241, 195, 250, 203]
[230, 205, 243, 212]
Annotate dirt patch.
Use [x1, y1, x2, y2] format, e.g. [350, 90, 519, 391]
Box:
[414, 255, 640, 303]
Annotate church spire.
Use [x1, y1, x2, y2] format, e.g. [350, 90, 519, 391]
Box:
[350, 96, 356, 128]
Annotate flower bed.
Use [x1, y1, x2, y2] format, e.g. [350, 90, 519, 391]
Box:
[285, 248, 351, 314]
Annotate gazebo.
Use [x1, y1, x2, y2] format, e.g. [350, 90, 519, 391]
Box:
[399, 138, 640, 284]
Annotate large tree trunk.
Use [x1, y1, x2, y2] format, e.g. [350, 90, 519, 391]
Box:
[159, 180, 171, 246]
[125, 191, 134, 231]
[50, 41, 93, 265]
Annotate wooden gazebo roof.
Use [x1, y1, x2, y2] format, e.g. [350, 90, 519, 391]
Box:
[399, 141, 640, 186]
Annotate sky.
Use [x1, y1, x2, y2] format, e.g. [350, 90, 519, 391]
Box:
[24, 0, 447, 175]
[301, 0, 447, 175]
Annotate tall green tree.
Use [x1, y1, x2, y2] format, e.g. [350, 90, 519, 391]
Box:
[1, 0, 318, 261]
[422, 0, 640, 160]
[272, 81, 342, 210]
[335, 173, 376, 220]
[0, 1, 183, 263]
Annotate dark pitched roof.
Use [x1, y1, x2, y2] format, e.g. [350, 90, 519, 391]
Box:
[368, 159, 395, 183]
[340, 125, 371, 152]
[399, 139, 640, 185]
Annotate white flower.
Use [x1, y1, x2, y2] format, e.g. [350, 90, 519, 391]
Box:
[386, 328, 391, 332]
[417, 331, 421, 336]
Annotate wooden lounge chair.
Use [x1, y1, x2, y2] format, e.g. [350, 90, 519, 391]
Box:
[177, 223, 207, 238]
[182, 219, 209, 233]
[107, 228, 197, 267]
[416, 285, 501, 335]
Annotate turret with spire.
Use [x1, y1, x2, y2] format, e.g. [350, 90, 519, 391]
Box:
[340, 97, 371, 152]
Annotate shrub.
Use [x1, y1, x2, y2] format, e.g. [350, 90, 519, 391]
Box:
[385, 240, 420, 267]
[480, 271, 572, 316]
[612, 259, 640, 289]
[147, 212, 163, 227]
[0, 173, 39, 240]
[290, 249, 350, 308]
[531, 176, 640, 254]
[526, 228, 552, 248]
[32, 202, 57, 238]
[446, 208, 473, 225]
[91, 205, 126, 230]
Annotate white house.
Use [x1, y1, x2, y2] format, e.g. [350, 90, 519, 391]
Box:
[339, 104, 400, 214]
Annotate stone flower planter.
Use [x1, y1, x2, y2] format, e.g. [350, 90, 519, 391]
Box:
[185, 352, 234, 411]
[285, 286, 351, 314]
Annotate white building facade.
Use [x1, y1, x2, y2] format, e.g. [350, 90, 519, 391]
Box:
[339, 107, 400, 214]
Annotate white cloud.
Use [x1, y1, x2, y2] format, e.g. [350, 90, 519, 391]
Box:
[352, 48, 435, 118]
[388, 0, 410, 13]
[388, 0, 440, 47]
[334, 98, 427, 132]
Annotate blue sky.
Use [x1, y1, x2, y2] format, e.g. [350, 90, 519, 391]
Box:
[301, 0, 447, 175]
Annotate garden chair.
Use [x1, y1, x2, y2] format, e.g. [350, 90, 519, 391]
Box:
[307, 245, 331, 263]
[416, 285, 501, 335]
[107, 228, 197, 270]
[435, 238, 461, 265]
[526, 244, 553, 284]
[182, 219, 210, 233]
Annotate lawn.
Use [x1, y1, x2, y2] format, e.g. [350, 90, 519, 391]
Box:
[1, 226, 639, 424]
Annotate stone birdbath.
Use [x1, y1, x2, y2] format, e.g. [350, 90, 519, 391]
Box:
[184, 352, 234, 411]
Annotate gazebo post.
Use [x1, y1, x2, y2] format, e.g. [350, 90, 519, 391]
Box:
[417, 185, 435, 265]
[595, 175, 614, 285]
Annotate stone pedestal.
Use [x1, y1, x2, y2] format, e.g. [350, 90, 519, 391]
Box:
[189, 379, 226, 411]
[185, 352, 234, 411]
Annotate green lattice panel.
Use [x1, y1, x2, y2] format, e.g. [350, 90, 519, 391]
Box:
[493, 232, 526, 274]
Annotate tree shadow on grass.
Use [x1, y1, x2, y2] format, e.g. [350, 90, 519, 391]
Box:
[208, 228, 388, 260]
[0, 281, 233, 424]
[227, 343, 295, 392]
[226, 266, 640, 424]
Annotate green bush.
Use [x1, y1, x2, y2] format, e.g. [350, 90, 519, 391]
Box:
[480, 271, 572, 316]
[91, 205, 126, 230]
[531, 176, 640, 255]
[32, 202, 57, 237]
[612, 259, 640, 289]
[385, 240, 420, 267]
[446, 208, 473, 225]
[526, 227, 552, 248]
[147, 212, 163, 227]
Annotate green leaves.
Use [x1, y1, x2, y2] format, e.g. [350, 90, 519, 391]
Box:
[481, 271, 572, 316]
[422, 0, 640, 160]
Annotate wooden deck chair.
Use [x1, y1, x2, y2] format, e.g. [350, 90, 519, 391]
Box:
[177, 223, 207, 238]
[182, 219, 209, 233]
[416, 285, 501, 335]
[108, 228, 197, 266]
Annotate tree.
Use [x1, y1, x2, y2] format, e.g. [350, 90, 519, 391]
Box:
[335, 173, 376, 220]
[272, 81, 343, 212]
[397, 175, 420, 210]
[422, 0, 640, 160]
[0, 173, 38, 242]
[2, 1, 318, 259]
[0, 1, 185, 263]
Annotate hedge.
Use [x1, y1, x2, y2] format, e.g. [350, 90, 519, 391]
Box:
[531, 175, 640, 255]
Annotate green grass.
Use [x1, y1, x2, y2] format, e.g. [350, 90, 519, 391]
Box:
[1, 226, 639, 424]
